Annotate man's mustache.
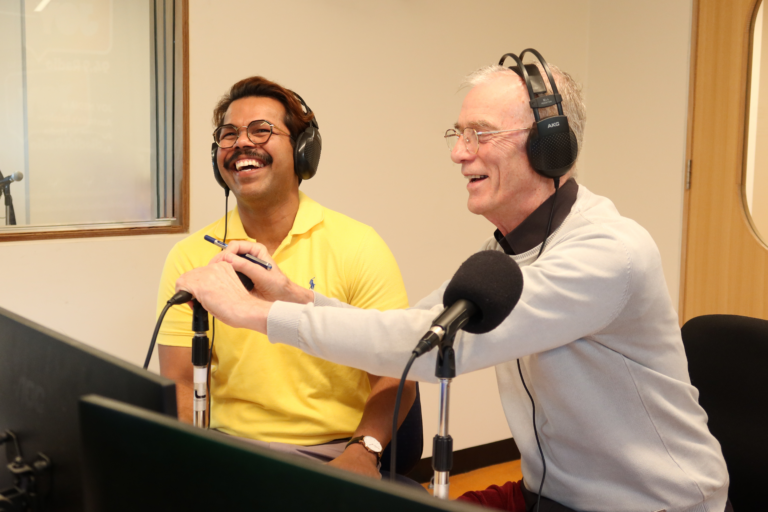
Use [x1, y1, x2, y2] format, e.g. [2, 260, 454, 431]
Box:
[224, 149, 273, 169]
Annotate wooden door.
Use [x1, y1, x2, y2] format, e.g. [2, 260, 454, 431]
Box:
[681, 0, 768, 322]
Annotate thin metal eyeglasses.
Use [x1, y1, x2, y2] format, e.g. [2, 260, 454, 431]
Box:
[213, 119, 292, 148]
[444, 127, 530, 154]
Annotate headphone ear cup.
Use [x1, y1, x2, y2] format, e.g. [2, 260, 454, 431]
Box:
[527, 116, 578, 179]
[211, 142, 229, 191]
[294, 125, 322, 181]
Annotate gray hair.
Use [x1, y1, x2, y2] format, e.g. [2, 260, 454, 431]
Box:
[463, 63, 586, 169]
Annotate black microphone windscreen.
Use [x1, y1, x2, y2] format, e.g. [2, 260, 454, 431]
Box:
[443, 250, 523, 334]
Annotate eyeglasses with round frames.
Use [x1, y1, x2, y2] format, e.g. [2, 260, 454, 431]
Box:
[444, 127, 530, 154]
[213, 120, 292, 149]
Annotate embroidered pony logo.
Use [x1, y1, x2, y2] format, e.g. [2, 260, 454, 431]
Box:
[309, 277, 316, 290]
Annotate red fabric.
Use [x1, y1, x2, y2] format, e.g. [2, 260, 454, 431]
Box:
[457, 479, 527, 511]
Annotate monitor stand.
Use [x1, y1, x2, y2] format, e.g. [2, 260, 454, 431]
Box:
[0, 430, 52, 512]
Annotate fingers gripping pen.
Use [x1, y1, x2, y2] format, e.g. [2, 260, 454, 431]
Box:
[203, 235, 272, 270]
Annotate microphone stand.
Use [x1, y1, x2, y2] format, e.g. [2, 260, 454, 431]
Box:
[2, 184, 16, 226]
[191, 300, 209, 428]
[187, 271, 252, 428]
[432, 330, 457, 499]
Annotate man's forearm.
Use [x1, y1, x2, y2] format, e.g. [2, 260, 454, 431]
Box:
[328, 375, 417, 477]
[174, 381, 194, 424]
[158, 345, 196, 425]
[354, 375, 417, 445]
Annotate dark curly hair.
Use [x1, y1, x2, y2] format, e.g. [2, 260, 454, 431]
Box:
[212, 76, 315, 147]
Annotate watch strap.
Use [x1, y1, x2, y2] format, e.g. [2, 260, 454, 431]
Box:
[345, 436, 382, 463]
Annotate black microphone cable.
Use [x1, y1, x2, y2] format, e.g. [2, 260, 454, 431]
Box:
[389, 352, 418, 483]
[144, 290, 193, 370]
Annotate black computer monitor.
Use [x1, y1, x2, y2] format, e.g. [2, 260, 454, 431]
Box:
[0, 306, 177, 512]
[78, 395, 479, 512]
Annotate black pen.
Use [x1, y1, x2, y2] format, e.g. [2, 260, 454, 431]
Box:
[204, 235, 272, 270]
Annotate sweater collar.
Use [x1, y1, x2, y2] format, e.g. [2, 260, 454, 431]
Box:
[494, 178, 579, 255]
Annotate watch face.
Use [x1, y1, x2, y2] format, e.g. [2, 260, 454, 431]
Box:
[362, 436, 382, 453]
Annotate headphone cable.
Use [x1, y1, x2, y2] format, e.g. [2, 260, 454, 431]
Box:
[517, 359, 546, 512]
[206, 190, 230, 427]
[523, 176, 561, 511]
[537, 177, 561, 259]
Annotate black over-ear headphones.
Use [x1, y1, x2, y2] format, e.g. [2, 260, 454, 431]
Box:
[291, 92, 322, 181]
[211, 92, 322, 192]
[498, 49, 578, 179]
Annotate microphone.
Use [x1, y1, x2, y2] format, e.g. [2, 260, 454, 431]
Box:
[413, 251, 524, 356]
[173, 270, 254, 428]
[0, 172, 23, 187]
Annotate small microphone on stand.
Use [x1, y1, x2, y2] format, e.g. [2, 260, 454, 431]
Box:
[0, 172, 22, 226]
[0, 172, 23, 187]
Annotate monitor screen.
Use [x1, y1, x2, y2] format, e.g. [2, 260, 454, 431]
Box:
[78, 395, 477, 512]
[0, 306, 177, 511]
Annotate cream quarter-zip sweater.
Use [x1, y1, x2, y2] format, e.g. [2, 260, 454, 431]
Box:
[268, 185, 728, 512]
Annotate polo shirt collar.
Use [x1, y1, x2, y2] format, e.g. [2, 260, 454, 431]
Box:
[494, 178, 578, 255]
[212, 190, 324, 243]
[287, 191, 324, 237]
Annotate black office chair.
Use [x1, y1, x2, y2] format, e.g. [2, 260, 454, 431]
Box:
[380, 383, 423, 476]
[681, 314, 768, 510]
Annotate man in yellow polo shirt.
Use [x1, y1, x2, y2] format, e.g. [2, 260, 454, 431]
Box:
[156, 76, 414, 479]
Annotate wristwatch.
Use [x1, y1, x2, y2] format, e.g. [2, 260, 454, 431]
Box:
[345, 435, 383, 463]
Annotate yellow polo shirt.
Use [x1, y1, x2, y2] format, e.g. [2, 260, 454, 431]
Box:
[156, 192, 408, 445]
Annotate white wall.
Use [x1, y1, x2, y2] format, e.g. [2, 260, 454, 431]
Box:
[0, 0, 691, 457]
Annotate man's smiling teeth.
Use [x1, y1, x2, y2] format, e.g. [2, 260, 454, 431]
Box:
[235, 159, 265, 171]
[466, 175, 488, 182]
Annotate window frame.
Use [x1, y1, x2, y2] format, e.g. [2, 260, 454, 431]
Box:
[0, 0, 189, 242]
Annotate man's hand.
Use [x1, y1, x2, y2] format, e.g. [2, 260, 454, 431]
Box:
[210, 241, 313, 304]
[175, 261, 271, 333]
[327, 443, 382, 480]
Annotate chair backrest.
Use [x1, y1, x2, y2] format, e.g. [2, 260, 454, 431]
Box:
[681, 314, 768, 510]
[380, 383, 423, 476]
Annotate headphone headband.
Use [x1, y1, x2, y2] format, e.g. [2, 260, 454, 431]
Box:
[290, 91, 319, 130]
[520, 48, 564, 117]
[498, 49, 578, 179]
[498, 53, 537, 103]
